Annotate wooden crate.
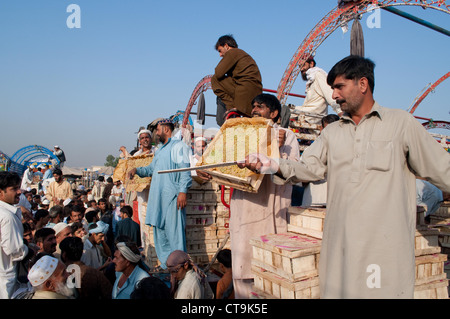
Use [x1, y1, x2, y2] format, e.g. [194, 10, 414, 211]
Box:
[250, 233, 321, 282]
[186, 239, 219, 254]
[435, 202, 450, 218]
[415, 254, 448, 286]
[186, 190, 219, 204]
[415, 227, 442, 256]
[203, 170, 265, 193]
[189, 180, 220, 191]
[287, 206, 326, 239]
[252, 266, 320, 299]
[185, 203, 216, 215]
[414, 279, 449, 299]
[185, 225, 218, 241]
[186, 214, 216, 227]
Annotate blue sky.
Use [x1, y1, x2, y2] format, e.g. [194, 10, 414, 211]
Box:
[0, 1, 449, 167]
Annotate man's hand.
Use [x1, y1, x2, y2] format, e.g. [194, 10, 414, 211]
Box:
[237, 153, 280, 175]
[278, 129, 286, 148]
[177, 192, 187, 210]
[195, 170, 212, 181]
[128, 168, 137, 180]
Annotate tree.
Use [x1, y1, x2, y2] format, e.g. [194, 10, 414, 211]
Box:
[105, 155, 119, 168]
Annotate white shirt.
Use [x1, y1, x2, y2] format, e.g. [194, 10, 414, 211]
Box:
[0, 200, 28, 299]
[295, 67, 342, 124]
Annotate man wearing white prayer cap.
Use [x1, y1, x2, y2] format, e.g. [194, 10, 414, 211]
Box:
[189, 136, 208, 177]
[118, 127, 154, 252]
[28, 255, 74, 299]
[80, 221, 112, 269]
[52, 222, 73, 260]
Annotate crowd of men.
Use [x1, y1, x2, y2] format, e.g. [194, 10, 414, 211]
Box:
[1, 34, 449, 301]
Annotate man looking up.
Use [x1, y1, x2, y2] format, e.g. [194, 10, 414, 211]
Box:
[0, 172, 29, 299]
[128, 119, 192, 269]
[211, 34, 263, 125]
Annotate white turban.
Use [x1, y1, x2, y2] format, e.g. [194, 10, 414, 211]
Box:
[138, 129, 152, 138]
[116, 242, 141, 263]
[53, 222, 70, 235]
[194, 137, 207, 144]
[63, 198, 72, 207]
[27, 255, 59, 287]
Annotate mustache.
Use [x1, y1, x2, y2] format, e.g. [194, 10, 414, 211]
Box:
[336, 99, 346, 105]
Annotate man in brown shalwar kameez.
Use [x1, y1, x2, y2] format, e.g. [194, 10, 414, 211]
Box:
[211, 34, 263, 125]
[239, 55, 450, 298]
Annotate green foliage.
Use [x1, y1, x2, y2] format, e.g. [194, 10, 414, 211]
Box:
[105, 154, 119, 167]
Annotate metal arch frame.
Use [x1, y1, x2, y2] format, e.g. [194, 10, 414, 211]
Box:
[10, 145, 59, 168]
[421, 120, 450, 130]
[182, 75, 213, 128]
[276, 0, 450, 105]
[409, 71, 450, 114]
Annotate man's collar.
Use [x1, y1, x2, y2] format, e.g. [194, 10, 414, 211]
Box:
[340, 101, 383, 124]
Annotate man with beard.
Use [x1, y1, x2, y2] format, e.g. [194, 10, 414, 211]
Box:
[294, 56, 343, 125]
[189, 137, 208, 177]
[34, 227, 57, 256]
[238, 55, 450, 298]
[197, 94, 300, 298]
[120, 129, 153, 247]
[0, 172, 30, 298]
[46, 168, 72, 208]
[128, 119, 192, 269]
[28, 255, 75, 299]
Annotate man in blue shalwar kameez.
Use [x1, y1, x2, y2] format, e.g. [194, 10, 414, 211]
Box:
[128, 119, 192, 269]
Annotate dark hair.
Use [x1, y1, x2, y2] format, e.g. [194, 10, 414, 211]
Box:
[34, 209, 49, 221]
[49, 205, 63, 218]
[53, 168, 63, 176]
[159, 122, 175, 132]
[217, 249, 232, 268]
[23, 222, 33, 233]
[85, 210, 98, 223]
[120, 205, 133, 218]
[59, 236, 83, 261]
[0, 171, 21, 191]
[251, 93, 282, 122]
[98, 176, 104, 182]
[106, 177, 113, 183]
[71, 204, 85, 215]
[215, 34, 238, 50]
[321, 114, 340, 127]
[98, 198, 107, 204]
[34, 227, 55, 243]
[306, 55, 316, 67]
[70, 221, 84, 232]
[327, 55, 375, 93]
[130, 276, 171, 299]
